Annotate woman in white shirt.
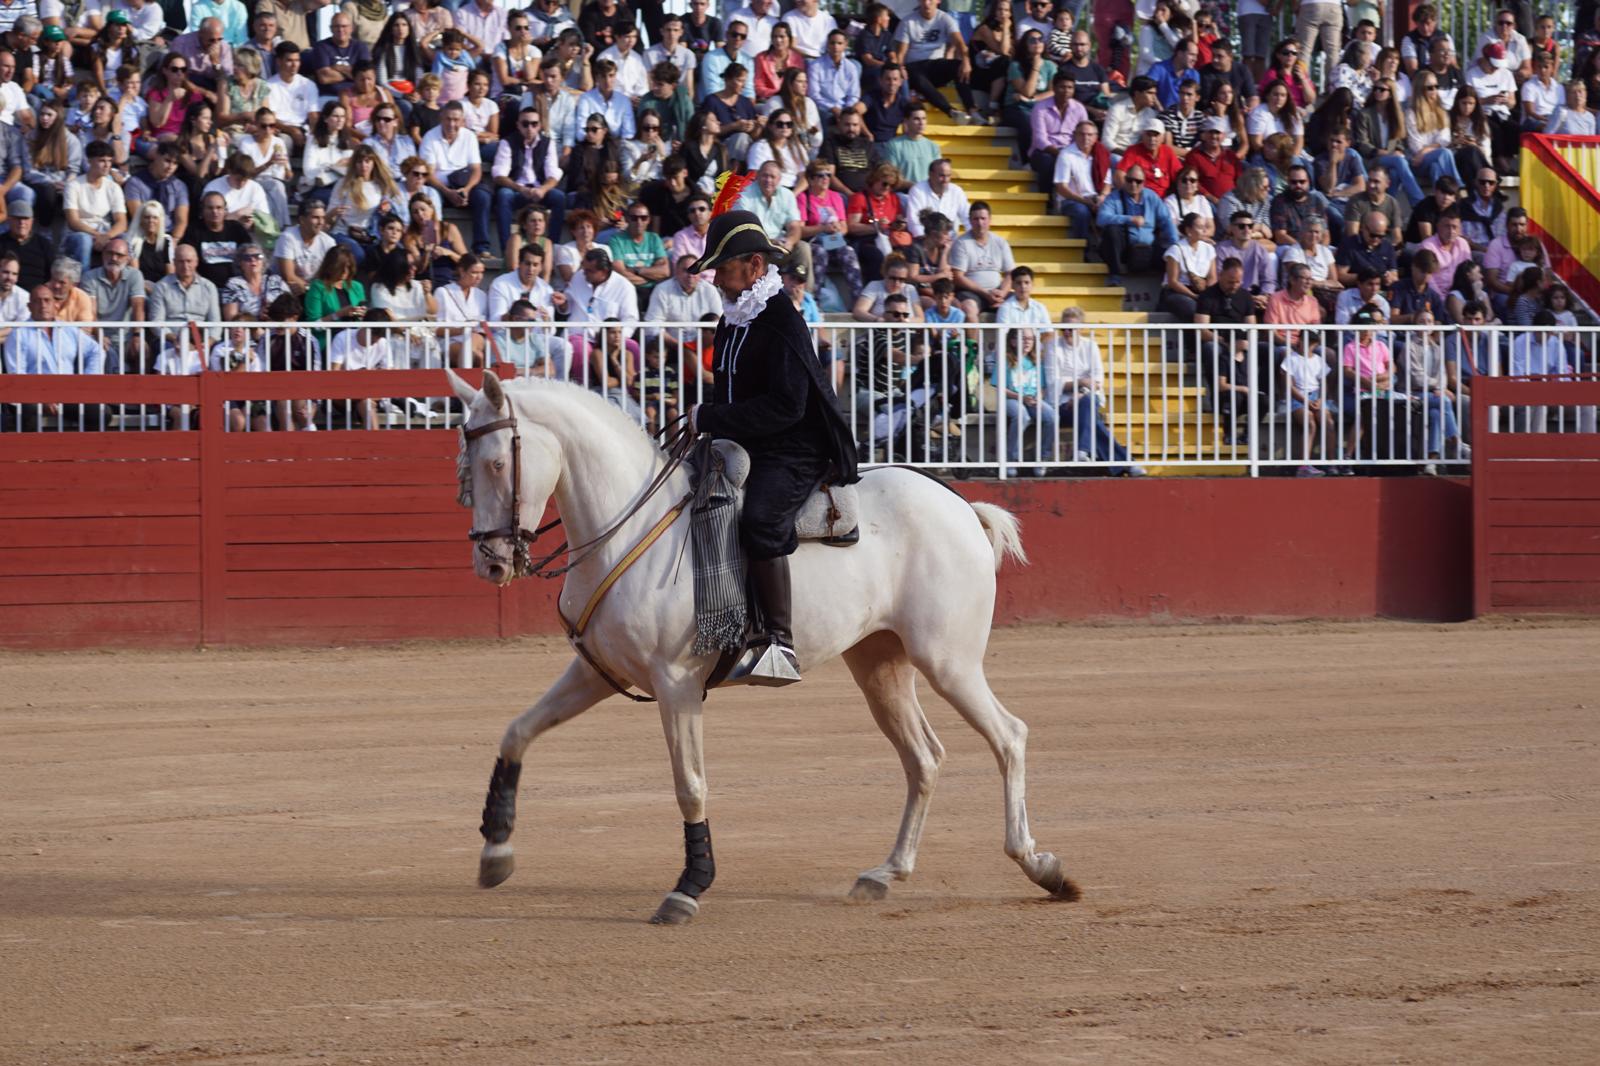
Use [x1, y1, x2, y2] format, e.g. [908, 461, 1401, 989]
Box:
[622, 113, 671, 185]
[745, 107, 810, 189]
[1159, 211, 1217, 319]
[235, 108, 292, 227]
[1162, 167, 1214, 236]
[328, 145, 403, 255]
[1404, 72, 1463, 189]
[201, 153, 273, 227]
[1246, 81, 1304, 161]
[1051, 307, 1143, 474]
[760, 68, 824, 155]
[300, 102, 355, 200]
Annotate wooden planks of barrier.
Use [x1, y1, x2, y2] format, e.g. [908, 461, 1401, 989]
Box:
[1471, 376, 1600, 616]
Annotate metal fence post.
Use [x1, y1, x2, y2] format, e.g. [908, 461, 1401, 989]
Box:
[1247, 324, 1260, 479]
[995, 325, 1008, 480]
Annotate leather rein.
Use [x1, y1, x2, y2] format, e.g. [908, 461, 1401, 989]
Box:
[461, 407, 699, 703]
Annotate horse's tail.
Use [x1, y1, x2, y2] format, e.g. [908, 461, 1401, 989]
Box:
[970, 502, 1027, 572]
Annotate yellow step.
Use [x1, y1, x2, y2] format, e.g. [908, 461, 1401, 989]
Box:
[926, 121, 1016, 138]
[1006, 234, 1085, 249]
[988, 213, 1061, 228]
[1146, 464, 1249, 477]
[962, 180, 1039, 195]
[938, 143, 1015, 160]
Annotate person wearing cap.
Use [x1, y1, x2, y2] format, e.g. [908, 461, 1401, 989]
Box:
[1115, 113, 1180, 198]
[686, 208, 858, 685]
[1186, 116, 1244, 201]
[1466, 40, 1520, 169]
[0, 198, 54, 291]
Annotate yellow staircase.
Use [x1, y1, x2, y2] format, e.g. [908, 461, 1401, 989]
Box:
[925, 111, 1244, 476]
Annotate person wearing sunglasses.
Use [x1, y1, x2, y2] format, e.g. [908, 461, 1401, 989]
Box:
[1259, 38, 1316, 110]
[699, 18, 757, 102]
[1476, 7, 1533, 79]
[606, 202, 670, 301]
[1095, 163, 1178, 287]
[489, 107, 566, 253]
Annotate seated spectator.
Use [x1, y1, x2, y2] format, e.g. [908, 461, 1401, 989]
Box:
[493, 298, 572, 380]
[755, 22, 806, 102]
[853, 3, 896, 97]
[1186, 116, 1245, 203]
[1151, 37, 1202, 110]
[862, 62, 908, 144]
[701, 62, 762, 166]
[600, 22, 650, 100]
[667, 194, 714, 283]
[393, 156, 443, 226]
[1269, 165, 1330, 246]
[222, 244, 289, 320]
[882, 103, 939, 188]
[1484, 207, 1543, 302]
[553, 208, 609, 289]
[1160, 212, 1216, 318]
[1002, 30, 1053, 157]
[180, 192, 252, 289]
[1029, 72, 1088, 193]
[1389, 248, 1448, 324]
[126, 201, 175, 286]
[1278, 217, 1341, 315]
[819, 107, 876, 196]
[148, 244, 221, 351]
[637, 156, 694, 239]
[893, 0, 977, 125]
[1102, 76, 1162, 154]
[1403, 175, 1459, 246]
[303, 245, 366, 340]
[275, 198, 337, 296]
[784, 0, 837, 61]
[746, 105, 809, 188]
[1313, 129, 1366, 232]
[306, 13, 372, 96]
[300, 102, 357, 204]
[458, 69, 500, 163]
[419, 102, 487, 253]
[1164, 167, 1214, 233]
[1096, 164, 1178, 286]
[1247, 80, 1304, 161]
[1338, 305, 1402, 460]
[644, 254, 724, 352]
[1215, 210, 1277, 311]
[562, 248, 640, 402]
[234, 109, 293, 228]
[904, 210, 953, 308]
[0, 200, 54, 291]
[1279, 316, 1335, 476]
[1407, 70, 1465, 189]
[995, 265, 1052, 333]
[0, 252, 26, 323]
[993, 326, 1058, 476]
[265, 42, 319, 150]
[1053, 306, 1145, 475]
[1335, 210, 1398, 288]
[808, 29, 861, 125]
[949, 202, 1014, 320]
[169, 17, 235, 93]
[638, 61, 694, 145]
[1117, 114, 1182, 198]
[431, 251, 486, 365]
[608, 199, 670, 302]
[327, 144, 402, 263]
[1341, 165, 1402, 244]
[1193, 257, 1262, 443]
[1052, 120, 1110, 240]
[852, 253, 922, 323]
[1449, 259, 1499, 324]
[2, 286, 107, 431]
[1544, 79, 1594, 135]
[202, 151, 273, 228]
[645, 15, 697, 98]
[700, 19, 756, 102]
[1218, 165, 1275, 246]
[369, 249, 437, 323]
[59, 141, 126, 270]
[41, 256, 95, 322]
[796, 157, 861, 300]
[1419, 209, 1472, 302]
[1398, 304, 1469, 469]
[845, 160, 902, 283]
[1334, 268, 1392, 323]
[737, 160, 811, 282]
[905, 158, 969, 238]
[1459, 167, 1507, 254]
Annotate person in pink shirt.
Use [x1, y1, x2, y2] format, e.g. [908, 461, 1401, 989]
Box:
[795, 157, 861, 298]
[1418, 208, 1471, 301]
[1339, 304, 1398, 465]
[1265, 262, 1323, 352]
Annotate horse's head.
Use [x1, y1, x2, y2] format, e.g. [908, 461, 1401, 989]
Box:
[448, 369, 561, 586]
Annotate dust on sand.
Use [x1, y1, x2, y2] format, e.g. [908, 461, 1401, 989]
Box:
[2, 621, 1597, 1065]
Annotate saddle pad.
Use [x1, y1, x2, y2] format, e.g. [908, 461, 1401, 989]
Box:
[708, 440, 858, 542]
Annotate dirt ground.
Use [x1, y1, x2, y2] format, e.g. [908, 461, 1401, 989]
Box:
[2, 621, 1598, 1066]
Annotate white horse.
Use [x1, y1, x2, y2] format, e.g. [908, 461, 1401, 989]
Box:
[447, 369, 1079, 924]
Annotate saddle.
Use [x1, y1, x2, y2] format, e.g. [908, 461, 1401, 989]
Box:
[709, 440, 860, 546]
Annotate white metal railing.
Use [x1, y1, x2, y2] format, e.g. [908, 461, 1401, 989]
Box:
[3, 320, 1597, 475]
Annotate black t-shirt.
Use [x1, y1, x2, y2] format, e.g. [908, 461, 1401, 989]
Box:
[1405, 196, 1447, 247]
[1200, 62, 1252, 108]
[639, 179, 692, 236]
[863, 92, 907, 145]
[0, 230, 55, 291]
[1062, 58, 1108, 105]
[1194, 285, 1255, 325]
[180, 220, 254, 288]
[820, 133, 876, 193]
[1334, 233, 1397, 278]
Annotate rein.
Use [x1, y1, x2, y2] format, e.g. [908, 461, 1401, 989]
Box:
[461, 403, 701, 702]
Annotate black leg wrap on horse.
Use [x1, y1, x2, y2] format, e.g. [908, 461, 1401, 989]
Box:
[672, 820, 716, 899]
[479, 758, 522, 845]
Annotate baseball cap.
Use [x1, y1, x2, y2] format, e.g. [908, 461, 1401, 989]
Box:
[1350, 306, 1380, 326]
[106, 8, 130, 23]
[1484, 42, 1505, 60]
[780, 254, 809, 281]
[1202, 116, 1230, 134]
[42, 25, 66, 42]
[1140, 114, 1166, 134]
[7, 198, 34, 218]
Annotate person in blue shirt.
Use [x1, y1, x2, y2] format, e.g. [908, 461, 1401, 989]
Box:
[1095, 164, 1178, 286]
[1149, 38, 1202, 109]
[699, 21, 757, 101]
[808, 30, 862, 124]
[2, 286, 107, 432]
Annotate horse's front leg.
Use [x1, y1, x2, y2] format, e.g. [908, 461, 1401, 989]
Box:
[649, 674, 713, 925]
[478, 657, 615, 889]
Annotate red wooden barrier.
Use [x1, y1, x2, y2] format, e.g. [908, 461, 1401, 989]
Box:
[0, 370, 1484, 648]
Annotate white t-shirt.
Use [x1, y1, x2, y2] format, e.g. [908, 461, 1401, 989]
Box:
[64, 175, 126, 232]
[1280, 351, 1329, 404]
[327, 333, 396, 369]
[1246, 104, 1294, 139]
[265, 74, 319, 127]
[273, 226, 337, 281]
[894, 10, 960, 65]
[1163, 239, 1216, 288]
[437, 282, 488, 323]
[488, 271, 554, 320]
[781, 9, 838, 59]
[1279, 242, 1337, 283]
[0, 81, 27, 125]
[202, 176, 271, 221]
[1520, 76, 1562, 120]
[421, 126, 480, 175]
[1465, 62, 1517, 117]
[461, 96, 499, 135]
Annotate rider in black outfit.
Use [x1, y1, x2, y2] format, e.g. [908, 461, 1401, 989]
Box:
[688, 210, 858, 684]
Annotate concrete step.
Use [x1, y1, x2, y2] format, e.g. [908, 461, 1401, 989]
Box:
[926, 121, 1017, 139]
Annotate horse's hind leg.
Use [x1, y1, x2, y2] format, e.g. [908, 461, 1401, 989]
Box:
[916, 655, 1080, 902]
[842, 632, 946, 902]
[478, 657, 615, 889]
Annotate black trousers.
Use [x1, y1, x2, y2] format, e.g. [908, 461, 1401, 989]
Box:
[1098, 227, 1160, 277]
[906, 59, 975, 117]
[741, 453, 830, 561]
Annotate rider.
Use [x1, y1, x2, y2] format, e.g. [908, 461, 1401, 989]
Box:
[687, 209, 859, 684]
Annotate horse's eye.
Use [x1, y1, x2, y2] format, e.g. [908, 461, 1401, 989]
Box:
[493, 459, 506, 473]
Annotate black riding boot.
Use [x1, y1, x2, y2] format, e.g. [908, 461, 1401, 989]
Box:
[727, 555, 802, 686]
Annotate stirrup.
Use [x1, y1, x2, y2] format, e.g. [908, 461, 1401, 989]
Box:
[724, 639, 802, 687]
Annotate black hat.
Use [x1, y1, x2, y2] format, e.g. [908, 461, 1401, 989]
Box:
[686, 210, 783, 274]
[779, 252, 809, 280]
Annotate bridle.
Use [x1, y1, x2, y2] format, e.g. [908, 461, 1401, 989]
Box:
[461, 409, 555, 579]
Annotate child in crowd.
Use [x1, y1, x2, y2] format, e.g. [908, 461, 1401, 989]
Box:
[430, 30, 477, 105]
[408, 74, 443, 141]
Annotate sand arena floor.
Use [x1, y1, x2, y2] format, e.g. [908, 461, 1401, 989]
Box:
[2, 621, 1598, 1065]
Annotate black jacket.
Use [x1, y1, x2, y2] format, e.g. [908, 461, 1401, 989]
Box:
[697, 290, 859, 485]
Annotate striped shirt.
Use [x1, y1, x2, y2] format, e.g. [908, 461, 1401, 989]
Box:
[0, 0, 37, 35]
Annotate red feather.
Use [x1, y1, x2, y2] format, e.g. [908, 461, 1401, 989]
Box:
[711, 170, 755, 216]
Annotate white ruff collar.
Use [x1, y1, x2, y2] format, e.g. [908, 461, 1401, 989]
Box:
[722, 266, 783, 327]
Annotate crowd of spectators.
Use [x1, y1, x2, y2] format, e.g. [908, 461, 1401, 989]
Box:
[0, 0, 1593, 468]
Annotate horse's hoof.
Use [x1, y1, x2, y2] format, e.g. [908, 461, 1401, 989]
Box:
[649, 891, 699, 925]
[478, 844, 515, 888]
[848, 876, 890, 902]
[1033, 852, 1082, 902]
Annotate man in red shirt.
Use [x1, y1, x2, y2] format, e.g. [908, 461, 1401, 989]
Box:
[1116, 115, 1181, 198]
[1185, 117, 1244, 202]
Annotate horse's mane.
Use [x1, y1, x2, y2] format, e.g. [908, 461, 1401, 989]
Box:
[505, 376, 666, 462]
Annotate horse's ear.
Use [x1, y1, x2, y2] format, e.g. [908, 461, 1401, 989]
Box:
[445, 368, 477, 407]
[481, 371, 506, 412]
